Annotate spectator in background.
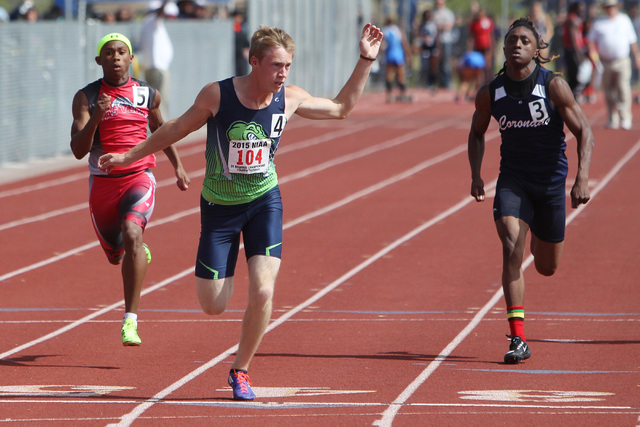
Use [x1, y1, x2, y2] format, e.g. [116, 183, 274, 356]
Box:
[530, 1, 554, 60]
[24, 6, 38, 21]
[632, 5, 640, 103]
[101, 11, 116, 23]
[455, 50, 485, 103]
[177, 0, 197, 19]
[581, 2, 599, 104]
[193, 1, 211, 19]
[43, 5, 64, 20]
[433, 0, 455, 89]
[382, 16, 412, 102]
[468, 5, 495, 83]
[562, 2, 587, 101]
[232, 10, 250, 76]
[416, 9, 438, 90]
[116, 7, 135, 22]
[10, 0, 38, 21]
[138, 1, 179, 119]
[587, 0, 640, 129]
[0, 6, 8, 22]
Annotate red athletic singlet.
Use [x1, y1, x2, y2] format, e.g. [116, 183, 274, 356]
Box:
[81, 77, 157, 175]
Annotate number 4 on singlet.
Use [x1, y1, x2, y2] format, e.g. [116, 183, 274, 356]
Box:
[270, 114, 287, 138]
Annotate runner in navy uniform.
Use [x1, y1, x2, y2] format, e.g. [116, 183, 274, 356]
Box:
[467, 18, 594, 364]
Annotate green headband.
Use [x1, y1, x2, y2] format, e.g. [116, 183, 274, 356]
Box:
[96, 33, 133, 56]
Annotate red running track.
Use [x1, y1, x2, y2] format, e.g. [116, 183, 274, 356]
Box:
[0, 89, 639, 426]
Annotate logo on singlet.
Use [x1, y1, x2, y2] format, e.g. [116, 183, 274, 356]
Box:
[227, 121, 269, 142]
[104, 96, 147, 121]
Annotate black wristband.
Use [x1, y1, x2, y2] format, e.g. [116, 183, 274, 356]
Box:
[359, 53, 376, 62]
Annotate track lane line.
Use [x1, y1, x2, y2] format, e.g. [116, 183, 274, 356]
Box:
[0, 169, 205, 232]
[0, 113, 457, 231]
[1, 142, 490, 424]
[0, 102, 429, 199]
[0, 136, 476, 357]
[1, 122, 472, 278]
[0, 207, 198, 283]
[105, 180, 500, 426]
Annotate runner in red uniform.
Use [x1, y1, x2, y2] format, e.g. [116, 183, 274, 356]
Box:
[70, 33, 190, 346]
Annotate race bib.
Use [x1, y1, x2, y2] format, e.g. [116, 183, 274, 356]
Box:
[528, 99, 549, 124]
[228, 139, 271, 174]
[133, 86, 150, 108]
[270, 114, 286, 138]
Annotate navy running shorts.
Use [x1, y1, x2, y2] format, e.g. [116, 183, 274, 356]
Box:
[195, 185, 283, 280]
[493, 173, 566, 243]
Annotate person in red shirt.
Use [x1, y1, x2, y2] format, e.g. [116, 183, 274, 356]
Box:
[468, 6, 495, 83]
[70, 33, 190, 346]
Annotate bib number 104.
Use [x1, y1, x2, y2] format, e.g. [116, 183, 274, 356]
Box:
[229, 139, 271, 174]
[235, 148, 263, 166]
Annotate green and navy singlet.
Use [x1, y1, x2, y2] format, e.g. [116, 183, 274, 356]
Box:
[203, 77, 287, 205]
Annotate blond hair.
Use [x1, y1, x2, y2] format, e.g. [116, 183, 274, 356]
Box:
[248, 26, 295, 62]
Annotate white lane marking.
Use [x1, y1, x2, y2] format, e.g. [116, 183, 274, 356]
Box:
[458, 390, 615, 402]
[0, 137, 470, 359]
[0, 169, 205, 232]
[0, 385, 134, 397]
[106, 183, 497, 426]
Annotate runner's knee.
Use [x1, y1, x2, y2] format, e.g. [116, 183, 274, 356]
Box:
[534, 259, 558, 276]
[196, 277, 232, 315]
[121, 221, 143, 250]
[248, 285, 274, 309]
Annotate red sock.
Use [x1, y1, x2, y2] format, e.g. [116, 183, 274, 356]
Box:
[507, 306, 525, 341]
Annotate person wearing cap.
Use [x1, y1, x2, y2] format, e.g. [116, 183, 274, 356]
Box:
[70, 32, 190, 347]
[138, 1, 178, 118]
[97, 23, 383, 401]
[587, 0, 640, 129]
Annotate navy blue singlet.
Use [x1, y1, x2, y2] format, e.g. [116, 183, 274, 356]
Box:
[490, 67, 568, 185]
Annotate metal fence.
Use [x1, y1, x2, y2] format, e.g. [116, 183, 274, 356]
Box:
[0, 0, 371, 166]
[0, 19, 234, 165]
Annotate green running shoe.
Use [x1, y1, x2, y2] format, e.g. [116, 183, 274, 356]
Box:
[142, 243, 151, 264]
[121, 318, 141, 346]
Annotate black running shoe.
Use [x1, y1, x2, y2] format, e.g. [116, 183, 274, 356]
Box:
[504, 335, 531, 364]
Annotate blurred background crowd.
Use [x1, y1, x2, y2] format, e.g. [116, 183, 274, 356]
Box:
[1, 0, 640, 108]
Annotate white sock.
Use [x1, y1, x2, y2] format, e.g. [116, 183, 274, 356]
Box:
[123, 312, 138, 325]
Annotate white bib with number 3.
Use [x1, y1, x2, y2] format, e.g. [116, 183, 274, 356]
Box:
[228, 139, 271, 174]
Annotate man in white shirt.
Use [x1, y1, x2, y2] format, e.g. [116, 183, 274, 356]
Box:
[138, 1, 178, 118]
[587, 0, 640, 129]
[432, 0, 456, 89]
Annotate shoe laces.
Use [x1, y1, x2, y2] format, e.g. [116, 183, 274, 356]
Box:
[123, 321, 133, 329]
[122, 320, 137, 336]
[233, 370, 252, 393]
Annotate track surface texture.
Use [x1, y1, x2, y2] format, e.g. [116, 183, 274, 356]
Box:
[1, 89, 639, 426]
